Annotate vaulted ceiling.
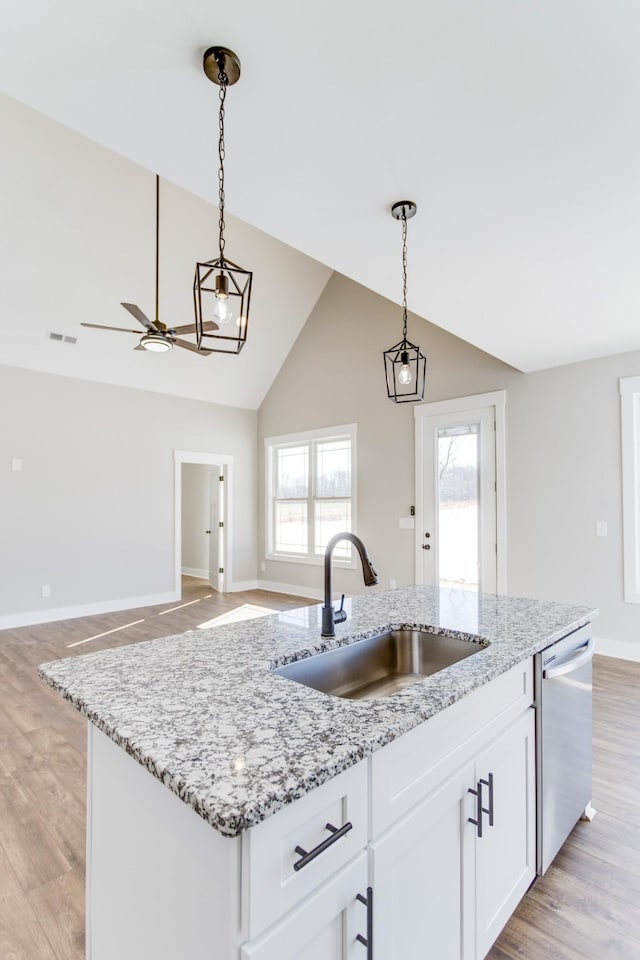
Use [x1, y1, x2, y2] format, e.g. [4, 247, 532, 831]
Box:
[2, 0, 640, 388]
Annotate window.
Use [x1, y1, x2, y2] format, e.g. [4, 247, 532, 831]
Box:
[266, 424, 356, 564]
[620, 377, 640, 602]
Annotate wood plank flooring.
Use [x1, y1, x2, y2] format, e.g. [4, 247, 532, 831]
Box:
[0, 585, 638, 959]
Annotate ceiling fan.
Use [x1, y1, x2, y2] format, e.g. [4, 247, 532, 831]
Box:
[81, 175, 217, 355]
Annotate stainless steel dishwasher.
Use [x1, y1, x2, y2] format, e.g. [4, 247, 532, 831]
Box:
[535, 623, 595, 875]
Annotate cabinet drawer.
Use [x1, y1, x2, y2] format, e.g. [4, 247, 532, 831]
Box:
[244, 760, 368, 939]
[371, 659, 533, 837]
[241, 853, 368, 959]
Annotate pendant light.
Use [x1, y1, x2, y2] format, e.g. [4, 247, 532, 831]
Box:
[383, 201, 426, 402]
[194, 46, 253, 354]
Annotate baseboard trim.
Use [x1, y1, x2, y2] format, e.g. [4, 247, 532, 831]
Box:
[0, 590, 180, 631]
[182, 567, 209, 580]
[257, 579, 323, 602]
[228, 580, 260, 592]
[594, 636, 640, 662]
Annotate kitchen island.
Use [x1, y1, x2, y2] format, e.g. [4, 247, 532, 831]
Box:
[39, 586, 596, 960]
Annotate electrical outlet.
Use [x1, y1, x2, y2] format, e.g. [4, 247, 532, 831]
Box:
[596, 521, 608, 537]
[260, 561, 266, 572]
[389, 578, 397, 589]
[41, 585, 51, 598]
[11, 458, 22, 471]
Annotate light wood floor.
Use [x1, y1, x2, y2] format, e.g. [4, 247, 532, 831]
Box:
[0, 585, 638, 959]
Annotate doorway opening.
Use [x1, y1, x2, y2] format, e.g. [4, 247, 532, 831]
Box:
[174, 451, 234, 598]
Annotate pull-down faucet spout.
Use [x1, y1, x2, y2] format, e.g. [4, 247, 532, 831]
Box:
[321, 532, 379, 638]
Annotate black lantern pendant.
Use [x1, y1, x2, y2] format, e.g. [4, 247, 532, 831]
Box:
[194, 46, 253, 355]
[383, 201, 426, 402]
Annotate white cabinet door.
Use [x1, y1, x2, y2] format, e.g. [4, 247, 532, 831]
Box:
[370, 760, 476, 960]
[474, 708, 536, 959]
[241, 854, 368, 960]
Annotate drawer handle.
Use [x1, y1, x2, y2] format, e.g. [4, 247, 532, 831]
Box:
[480, 773, 494, 827]
[293, 821, 353, 872]
[468, 773, 495, 839]
[468, 781, 483, 838]
[356, 887, 373, 958]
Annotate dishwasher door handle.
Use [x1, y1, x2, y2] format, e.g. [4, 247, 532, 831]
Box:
[543, 637, 595, 679]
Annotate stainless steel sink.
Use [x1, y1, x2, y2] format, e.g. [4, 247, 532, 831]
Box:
[273, 629, 488, 700]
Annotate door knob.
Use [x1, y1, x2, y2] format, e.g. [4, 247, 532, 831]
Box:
[422, 544, 431, 550]
[205, 530, 211, 534]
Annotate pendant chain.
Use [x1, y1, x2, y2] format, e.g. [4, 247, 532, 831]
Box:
[217, 59, 228, 262]
[401, 209, 408, 340]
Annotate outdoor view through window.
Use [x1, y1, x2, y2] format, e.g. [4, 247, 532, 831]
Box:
[437, 424, 480, 590]
[272, 433, 352, 561]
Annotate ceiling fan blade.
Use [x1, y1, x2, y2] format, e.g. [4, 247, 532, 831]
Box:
[169, 320, 219, 335]
[81, 323, 140, 334]
[120, 302, 155, 330]
[174, 338, 213, 355]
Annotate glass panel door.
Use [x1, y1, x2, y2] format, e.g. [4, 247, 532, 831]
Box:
[418, 406, 497, 593]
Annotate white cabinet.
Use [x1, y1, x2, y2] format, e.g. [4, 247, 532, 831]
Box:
[241, 854, 369, 960]
[370, 760, 476, 960]
[244, 760, 367, 939]
[370, 705, 536, 960]
[85, 661, 536, 960]
[474, 709, 536, 959]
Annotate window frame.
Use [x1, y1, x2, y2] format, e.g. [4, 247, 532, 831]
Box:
[620, 377, 640, 603]
[265, 423, 357, 567]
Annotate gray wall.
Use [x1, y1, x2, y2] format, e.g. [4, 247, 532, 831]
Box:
[258, 273, 519, 598]
[1, 365, 257, 625]
[258, 272, 640, 656]
[507, 353, 640, 656]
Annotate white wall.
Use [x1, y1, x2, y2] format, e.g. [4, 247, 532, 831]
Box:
[258, 272, 640, 659]
[0, 365, 257, 627]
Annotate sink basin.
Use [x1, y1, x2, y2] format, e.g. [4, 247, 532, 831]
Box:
[273, 629, 488, 700]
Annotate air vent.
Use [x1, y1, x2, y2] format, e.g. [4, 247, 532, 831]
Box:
[47, 331, 77, 345]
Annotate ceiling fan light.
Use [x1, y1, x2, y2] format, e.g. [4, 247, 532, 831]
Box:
[140, 333, 172, 353]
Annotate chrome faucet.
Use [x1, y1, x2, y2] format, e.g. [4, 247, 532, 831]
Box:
[321, 532, 379, 638]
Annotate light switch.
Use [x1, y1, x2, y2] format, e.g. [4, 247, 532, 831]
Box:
[11, 458, 22, 472]
[596, 521, 608, 537]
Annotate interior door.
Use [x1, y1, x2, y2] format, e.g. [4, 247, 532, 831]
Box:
[417, 406, 497, 593]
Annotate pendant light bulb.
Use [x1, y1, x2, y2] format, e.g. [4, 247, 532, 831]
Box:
[214, 272, 231, 324]
[214, 298, 230, 325]
[398, 352, 412, 385]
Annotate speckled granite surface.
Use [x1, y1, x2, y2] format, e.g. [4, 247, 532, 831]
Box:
[39, 586, 596, 837]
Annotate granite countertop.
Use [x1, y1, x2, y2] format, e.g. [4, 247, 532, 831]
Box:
[39, 585, 596, 838]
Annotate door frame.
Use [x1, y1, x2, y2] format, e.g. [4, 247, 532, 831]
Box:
[414, 391, 507, 593]
[174, 450, 234, 595]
